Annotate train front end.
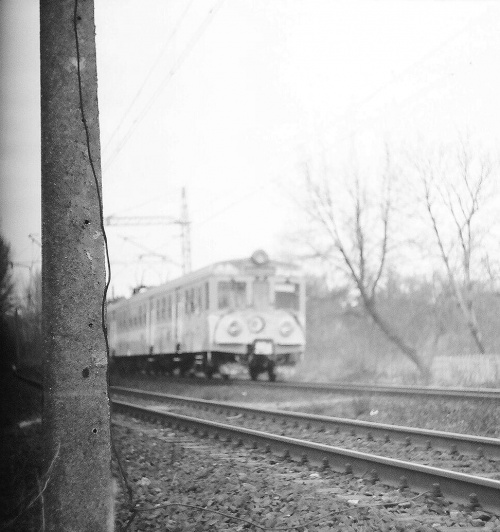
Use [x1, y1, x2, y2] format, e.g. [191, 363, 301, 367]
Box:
[208, 250, 305, 381]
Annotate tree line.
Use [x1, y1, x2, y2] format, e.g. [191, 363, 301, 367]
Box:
[292, 136, 499, 381]
[2, 138, 499, 384]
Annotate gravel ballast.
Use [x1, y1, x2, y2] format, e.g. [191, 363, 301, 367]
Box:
[112, 414, 500, 531]
[113, 395, 500, 479]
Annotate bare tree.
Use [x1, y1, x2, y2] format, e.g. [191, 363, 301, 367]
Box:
[413, 139, 495, 354]
[0, 236, 16, 370]
[483, 253, 500, 296]
[16, 270, 43, 368]
[301, 152, 430, 378]
[0, 235, 14, 317]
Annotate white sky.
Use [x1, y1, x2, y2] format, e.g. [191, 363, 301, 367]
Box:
[1, 0, 500, 297]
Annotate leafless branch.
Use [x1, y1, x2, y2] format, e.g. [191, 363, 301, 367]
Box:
[299, 152, 427, 376]
[415, 142, 490, 353]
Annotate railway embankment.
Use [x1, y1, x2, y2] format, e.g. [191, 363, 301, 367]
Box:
[3, 370, 499, 530]
[112, 410, 500, 531]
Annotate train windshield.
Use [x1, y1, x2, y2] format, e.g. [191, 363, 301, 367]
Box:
[274, 282, 300, 310]
[253, 279, 270, 310]
[218, 280, 247, 309]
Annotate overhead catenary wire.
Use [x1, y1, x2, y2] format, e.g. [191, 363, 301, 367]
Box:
[116, 234, 181, 267]
[329, 5, 493, 131]
[193, 183, 269, 226]
[103, 0, 225, 173]
[316, 5, 495, 156]
[102, 0, 196, 156]
[106, 186, 183, 218]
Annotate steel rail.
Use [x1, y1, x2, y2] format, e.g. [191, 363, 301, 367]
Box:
[111, 386, 500, 459]
[242, 379, 500, 401]
[112, 398, 500, 514]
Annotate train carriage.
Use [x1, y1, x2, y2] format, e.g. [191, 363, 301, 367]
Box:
[108, 250, 306, 380]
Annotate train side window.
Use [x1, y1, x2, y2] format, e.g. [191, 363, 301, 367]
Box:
[192, 288, 197, 314]
[205, 282, 210, 310]
[168, 295, 172, 319]
[197, 287, 202, 313]
[176, 291, 181, 315]
[161, 298, 166, 319]
[190, 288, 195, 313]
[218, 282, 230, 309]
[275, 282, 300, 310]
[218, 280, 246, 310]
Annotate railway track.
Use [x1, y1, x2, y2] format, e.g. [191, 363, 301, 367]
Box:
[110, 386, 500, 461]
[114, 374, 500, 401]
[24, 365, 500, 401]
[111, 388, 500, 514]
[216, 377, 500, 401]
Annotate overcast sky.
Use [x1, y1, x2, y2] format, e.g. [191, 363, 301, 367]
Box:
[1, 0, 500, 297]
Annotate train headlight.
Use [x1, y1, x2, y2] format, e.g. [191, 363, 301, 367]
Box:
[248, 315, 265, 333]
[251, 250, 269, 265]
[227, 320, 242, 337]
[279, 320, 294, 337]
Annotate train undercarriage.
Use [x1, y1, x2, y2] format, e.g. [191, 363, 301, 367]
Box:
[110, 341, 299, 381]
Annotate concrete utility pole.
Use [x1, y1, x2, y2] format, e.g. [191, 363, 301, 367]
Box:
[40, 0, 113, 530]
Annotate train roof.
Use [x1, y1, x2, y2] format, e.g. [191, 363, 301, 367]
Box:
[108, 250, 302, 309]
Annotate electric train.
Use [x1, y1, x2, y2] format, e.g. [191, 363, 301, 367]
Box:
[107, 250, 306, 381]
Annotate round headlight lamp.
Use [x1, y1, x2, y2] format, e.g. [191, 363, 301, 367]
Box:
[251, 249, 269, 265]
[227, 320, 242, 337]
[248, 315, 265, 333]
[279, 320, 294, 337]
